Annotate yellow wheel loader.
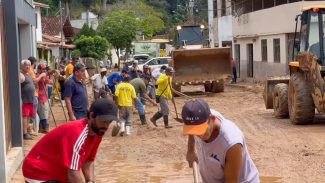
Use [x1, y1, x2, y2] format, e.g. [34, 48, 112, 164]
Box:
[264, 6, 325, 124]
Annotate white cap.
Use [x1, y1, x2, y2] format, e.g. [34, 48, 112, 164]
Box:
[133, 60, 138, 64]
[100, 68, 107, 72]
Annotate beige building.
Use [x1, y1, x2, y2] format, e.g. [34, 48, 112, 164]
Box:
[231, 0, 324, 81]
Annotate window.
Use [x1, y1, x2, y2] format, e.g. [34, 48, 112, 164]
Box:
[221, 0, 226, 16]
[213, 0, 218, 17]
[275, 0, 287, 6]
[273, 39, 281, 63]
[261, 39, 268, 62]
[252, 0, 262, 11]
[263, 0, 274, 9]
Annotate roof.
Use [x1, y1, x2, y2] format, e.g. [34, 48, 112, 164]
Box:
[42, 34, 62, 43]
[303, 6, 325, 11]
[42, 16, 74, 37]
[37, 41, 75, 49]
[34, 2, 49, 8]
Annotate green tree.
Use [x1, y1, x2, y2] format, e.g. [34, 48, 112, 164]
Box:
[97, 9, 137, 69]
[74, 35, 109, 60]
[75, 24, 97, 39]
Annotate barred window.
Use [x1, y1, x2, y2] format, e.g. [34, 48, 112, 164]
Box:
[273, 39, 281, 63]
[261, 39, 268, 62]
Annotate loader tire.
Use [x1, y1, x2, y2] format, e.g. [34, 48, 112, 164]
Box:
[288, 72, 315, 124]
[273, 83, 289, 118]
[211, 80, 224, 93]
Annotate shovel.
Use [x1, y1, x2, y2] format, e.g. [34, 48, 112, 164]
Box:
[171, 98, 183, 123]
[193, 161, 199, 183]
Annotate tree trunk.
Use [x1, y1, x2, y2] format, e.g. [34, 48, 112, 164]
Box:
[116, 50, 120, 71]
[103, 0, 107, 10]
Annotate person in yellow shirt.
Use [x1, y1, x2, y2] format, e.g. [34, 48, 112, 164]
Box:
[65, 57, 79, 78]
[150, 67, 175, 128]
[114, 74, 137, 136]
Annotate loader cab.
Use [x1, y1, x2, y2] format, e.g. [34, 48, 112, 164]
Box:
[295, 7, 325, 65]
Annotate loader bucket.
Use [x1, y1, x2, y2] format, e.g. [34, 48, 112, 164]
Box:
[172, 48, 231, 84]
[264, 77, 289, 109]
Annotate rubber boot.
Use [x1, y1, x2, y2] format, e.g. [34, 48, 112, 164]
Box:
[164, 116, 173, 128]
[150, 112, 163, 127]
[43, 124, 49, 134]
[120, 122, 125, 136]
[38, 123, 44, 133]
[126, 126, 131, 136]
[140, 115, 147, 125]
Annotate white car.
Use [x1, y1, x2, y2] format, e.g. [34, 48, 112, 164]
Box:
[138, 57, 171, 72]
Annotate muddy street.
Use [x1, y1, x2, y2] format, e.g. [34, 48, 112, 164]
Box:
[11, 84, 325, 183]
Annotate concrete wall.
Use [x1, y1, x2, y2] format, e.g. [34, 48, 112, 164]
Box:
[51, 47, 60, 58]
[35, 7, 42, 42]
[234, 35, 288, 81]
[233, 1, 324, 37]
[217, 15, 233, 47]
[19, 24, 34, 59]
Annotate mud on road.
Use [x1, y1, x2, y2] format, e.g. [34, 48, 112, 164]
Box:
[11, 84, 325, 183]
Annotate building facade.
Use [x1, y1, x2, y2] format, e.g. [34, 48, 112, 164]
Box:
[231, 0, 324, 81]
[0, 0, 36, 182]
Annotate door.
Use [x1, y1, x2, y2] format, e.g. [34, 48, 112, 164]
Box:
[234, 44, 240, 78]
[247, 44, 254, 78]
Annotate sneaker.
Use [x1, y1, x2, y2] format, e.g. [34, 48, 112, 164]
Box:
[23, 133, 33, 140]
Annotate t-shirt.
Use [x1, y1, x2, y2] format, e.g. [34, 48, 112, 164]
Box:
[28, 68, 38, 96]
[23, 119, 102, 183]
[21, 73, 35, 103]
[156, 73, 172, 99]
[91, 74, 108, 93]
[194, 110, 260, 183]
[115, 82, 136, 107]
[38, 75, 50, 103]
[63, 76, 88, 113]
[65, 63, 74, 78]
[128, 66, 139, 80]
[130, 78, 146, 96]
[107, 72, 123, 86]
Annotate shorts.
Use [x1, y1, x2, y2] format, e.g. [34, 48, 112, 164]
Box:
[22, 103, 35, 117]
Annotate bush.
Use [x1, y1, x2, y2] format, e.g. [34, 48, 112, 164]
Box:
[74, 35, 109, 60]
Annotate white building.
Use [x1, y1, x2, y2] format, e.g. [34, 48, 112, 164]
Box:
[231, 0, 325, 81]
[214, 0, 233, 48]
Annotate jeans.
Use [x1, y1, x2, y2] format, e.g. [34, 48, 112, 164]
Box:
[136, 97, 145, 116]
[232, 67, 237, 83]
[159, 96, 169, 116]
[74, 110, 87, 120]
[109, 85, 115, 94]
[119, 106, 133, 126]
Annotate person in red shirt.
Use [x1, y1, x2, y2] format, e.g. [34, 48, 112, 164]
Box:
[23, 99, 118, 183]
[36, 63, 52, 133]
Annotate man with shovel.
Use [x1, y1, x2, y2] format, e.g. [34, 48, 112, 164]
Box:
[150, 67, 175, 128]
[182, 99, 259, 183]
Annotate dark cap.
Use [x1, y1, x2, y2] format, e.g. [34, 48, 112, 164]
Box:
[72, 57, 80, 62]
[73, 63, 86, 72]
[89, 99, 118, 121]
[181, 99, 211, 135]
[160, 65, 167, 70]
[123, 74, 131, 82]
[165, 67, 175, 73]
[28, 56, 37, 65]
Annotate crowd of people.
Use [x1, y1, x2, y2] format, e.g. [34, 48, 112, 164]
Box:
[20, 57, 259, 183]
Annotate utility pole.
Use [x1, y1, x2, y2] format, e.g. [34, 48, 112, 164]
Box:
[60, 0, 64, 59]
[208, 0, 215, 48]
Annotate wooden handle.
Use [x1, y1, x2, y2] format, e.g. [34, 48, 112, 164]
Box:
[193, 161, 199, 183]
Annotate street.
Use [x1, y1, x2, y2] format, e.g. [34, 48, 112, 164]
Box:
[11, 83, 325, 183]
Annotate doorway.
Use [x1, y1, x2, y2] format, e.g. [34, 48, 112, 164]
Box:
[247, 44, 254, 78]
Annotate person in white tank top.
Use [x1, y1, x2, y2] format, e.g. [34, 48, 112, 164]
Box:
[181, 99, 259, 183]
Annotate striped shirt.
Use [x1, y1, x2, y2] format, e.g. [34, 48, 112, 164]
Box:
[23, 119, 102, 183]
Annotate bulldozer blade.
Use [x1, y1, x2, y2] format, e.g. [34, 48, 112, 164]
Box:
[172, 47, 231, 84]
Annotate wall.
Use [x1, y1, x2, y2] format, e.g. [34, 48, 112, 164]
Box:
[217, 15, 233, 47]
[233, 1, 324, 37]
[35, 6, 42, 42]
[51, 47, 59, 58]
[19, 24, 33, 59]
[234, 34, 288, 81]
